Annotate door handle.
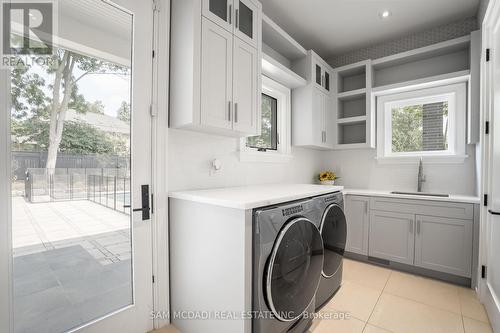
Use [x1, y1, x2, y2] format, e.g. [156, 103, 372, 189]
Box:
[489, 209, 500, 216]
[228, 101, 232, 121]
[123, 185, 150, 221]
[228, 4, 232, 24]
[234, 102, 238, 123]
[417, 220, 421, 234]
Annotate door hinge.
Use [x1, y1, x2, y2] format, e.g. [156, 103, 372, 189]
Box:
[482, 265, 487, 279]
[484, 194, 489, 207]
[152, 0, 160, 12]
[150, 103, 157, 117]
[486, 48, 491, 62]
[151, 193, 154, 214]
[486, 121, 490, 134]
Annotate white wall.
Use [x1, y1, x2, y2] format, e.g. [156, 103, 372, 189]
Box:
[169, 128, 477, 195]
[168, 129, 325, 191]
[321, 145, 477, 195]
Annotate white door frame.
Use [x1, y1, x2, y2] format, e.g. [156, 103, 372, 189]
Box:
[0, 0, 171, 331]
[479, 0, 500, 331]
[151, 0, 171, 329]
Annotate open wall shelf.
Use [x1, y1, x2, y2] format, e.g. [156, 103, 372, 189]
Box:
[336, 62, 368, 93]
[333, 60, 373, 149]
[371, 35, 471, 88]
[337, 121, 367, 145]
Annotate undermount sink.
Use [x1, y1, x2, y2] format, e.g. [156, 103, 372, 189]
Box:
[390, 191, 450, 198]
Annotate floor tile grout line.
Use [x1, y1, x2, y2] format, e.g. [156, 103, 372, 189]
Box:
[365, 269, 393, 326]
[382, 290, 464, 317]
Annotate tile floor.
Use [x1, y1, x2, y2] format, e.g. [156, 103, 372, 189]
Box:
[309, 259, 493, 333]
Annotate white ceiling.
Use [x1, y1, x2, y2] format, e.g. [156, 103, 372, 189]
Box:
[259, 0, 480, 58]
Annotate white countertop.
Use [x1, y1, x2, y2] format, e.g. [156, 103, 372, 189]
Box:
[343, 188, 480, 204]
[169, 184, 344, 210]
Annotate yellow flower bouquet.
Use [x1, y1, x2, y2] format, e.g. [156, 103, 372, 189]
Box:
[318, 171, 339, 185]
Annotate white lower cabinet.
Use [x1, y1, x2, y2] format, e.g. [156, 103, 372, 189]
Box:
[414, 215, 473, 277]
[345, 196, 369, 255]
[369, 211, 415, 265]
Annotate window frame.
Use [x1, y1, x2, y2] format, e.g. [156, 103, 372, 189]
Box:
[240, 76, 292, 163]
[376, 82, 468, 164]
[246, 92, 278, 151]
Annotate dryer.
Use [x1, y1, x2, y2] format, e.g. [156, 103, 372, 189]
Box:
[313, 192, 347, 310]
[253, 198, 324, 333]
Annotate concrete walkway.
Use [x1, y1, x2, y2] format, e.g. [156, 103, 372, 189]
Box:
[12, 197, 131, 265]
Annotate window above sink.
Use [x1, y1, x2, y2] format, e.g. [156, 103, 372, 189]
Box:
[376, 82, 468, 164]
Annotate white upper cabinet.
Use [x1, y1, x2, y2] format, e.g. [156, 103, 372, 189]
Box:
[291, 50, 334, 150]
[233, 37, 259, 134]
[293, 50, 333, 94]
[171, 0, 262, 137]
[200, 18, 233, 130]
[202, 0, 259, 48]
[313, 59, 332, 93]
[202, 0, 233, 32]
[234, 0, 259, 48]
[292, 85, 333, 150]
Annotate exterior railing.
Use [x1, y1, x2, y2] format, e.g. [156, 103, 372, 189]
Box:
[25, 168, 130, 214]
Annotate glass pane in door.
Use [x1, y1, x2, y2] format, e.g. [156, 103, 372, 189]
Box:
[209, 0, 228, 22]
[238, 1, 253, 39]
[9, 1, 134, 332]
[325, 72, 330, 91]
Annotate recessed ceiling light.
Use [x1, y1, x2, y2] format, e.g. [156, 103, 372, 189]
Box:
[379, 10, 392, 19]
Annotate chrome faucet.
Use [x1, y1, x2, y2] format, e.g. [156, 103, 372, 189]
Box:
[417, 157, 426, 192]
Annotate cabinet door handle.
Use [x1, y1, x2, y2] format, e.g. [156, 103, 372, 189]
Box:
[228, 4, 232, 24]
[417, 220, 421, 234]
[234, 102, 238, 123]
[228, 101, 231, 121]
[235, 9, 239, 28]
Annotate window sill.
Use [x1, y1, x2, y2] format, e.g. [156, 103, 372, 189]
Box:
[239, 151, 294, 164]
[375, 155, 468, 165]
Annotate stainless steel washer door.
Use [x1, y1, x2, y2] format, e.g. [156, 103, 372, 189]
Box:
[320, 204, 347, 278]
[265, 218, 324, 322]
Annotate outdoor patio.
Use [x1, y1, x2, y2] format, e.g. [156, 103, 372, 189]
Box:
[12, 197, 133, 333]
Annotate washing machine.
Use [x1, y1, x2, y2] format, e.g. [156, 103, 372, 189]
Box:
[253, 198, 325, 333]
[313, 192, 347, 310]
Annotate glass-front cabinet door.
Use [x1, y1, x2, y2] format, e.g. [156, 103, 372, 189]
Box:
[235, 0, 259, 47]
[202, 0, 233, 32]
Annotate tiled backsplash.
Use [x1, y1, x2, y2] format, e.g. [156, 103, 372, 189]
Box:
[329, 17, 477, 68]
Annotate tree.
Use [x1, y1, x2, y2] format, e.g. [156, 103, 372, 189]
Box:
[117, 101, 131, 122]
[44, 49, 128, 172]
[11, 48, 129, 171]
[87, 100, 105, 114]
[13, 119, 116, 154]
[391, 105, 423, 153]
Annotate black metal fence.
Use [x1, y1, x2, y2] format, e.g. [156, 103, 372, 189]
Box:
[25, 168, 130, 214]
[12, 151, 129, 181]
